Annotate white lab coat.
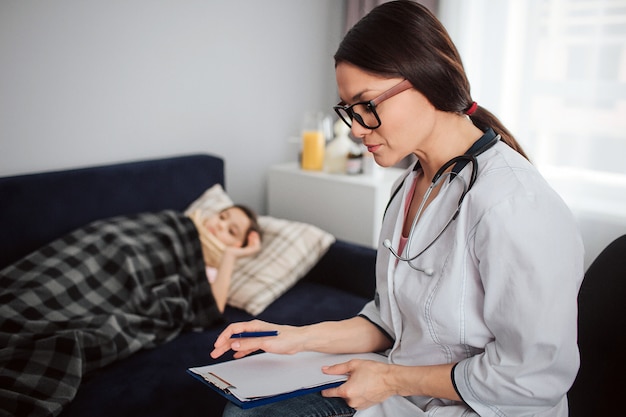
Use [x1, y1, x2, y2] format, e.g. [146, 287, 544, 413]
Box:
[357, 138, 584, 417]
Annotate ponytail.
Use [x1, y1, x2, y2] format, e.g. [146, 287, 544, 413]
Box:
[469, 105, 530, 161]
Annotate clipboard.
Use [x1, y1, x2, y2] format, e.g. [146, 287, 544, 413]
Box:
[187, 351, 386, 409]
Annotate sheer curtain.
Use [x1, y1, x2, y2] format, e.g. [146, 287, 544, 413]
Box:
[439, 0, 626, 267]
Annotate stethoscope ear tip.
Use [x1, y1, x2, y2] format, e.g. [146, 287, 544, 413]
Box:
[383, 239, 392, 249]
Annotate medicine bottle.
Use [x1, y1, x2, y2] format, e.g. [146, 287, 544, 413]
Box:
[345, 143, 363, 175]
[324, 119, 352, 174]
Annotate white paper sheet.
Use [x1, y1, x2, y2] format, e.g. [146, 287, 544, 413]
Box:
[189, 351, 387, 400]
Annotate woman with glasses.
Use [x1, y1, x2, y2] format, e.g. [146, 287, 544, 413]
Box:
[212, 1, 583, 416]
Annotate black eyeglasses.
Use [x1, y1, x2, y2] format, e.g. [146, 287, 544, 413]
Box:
[333, 79, 412, 129]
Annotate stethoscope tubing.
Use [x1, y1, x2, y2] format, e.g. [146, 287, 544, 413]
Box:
[383, 169, 469, 275]
[383, 134, 500, 274]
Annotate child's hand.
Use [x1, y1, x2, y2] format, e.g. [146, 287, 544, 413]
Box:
[225, 231, 261, 259]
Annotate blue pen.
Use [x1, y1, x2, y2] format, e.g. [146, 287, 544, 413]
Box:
[230, 331, 279, 339]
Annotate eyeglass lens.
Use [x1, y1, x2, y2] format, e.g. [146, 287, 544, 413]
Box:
[334, 80, 412, 130]
[335, 103, 380, 129]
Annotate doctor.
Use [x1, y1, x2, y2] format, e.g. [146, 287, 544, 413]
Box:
[211, 1, 584, 416]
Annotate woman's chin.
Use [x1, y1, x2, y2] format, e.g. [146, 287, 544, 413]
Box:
[373, 154, 402, 169]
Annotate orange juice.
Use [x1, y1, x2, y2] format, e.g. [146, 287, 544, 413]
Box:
[301, 130, 325, 171]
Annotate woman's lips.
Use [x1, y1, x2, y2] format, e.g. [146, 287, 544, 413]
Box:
[366, 144, 381, 153]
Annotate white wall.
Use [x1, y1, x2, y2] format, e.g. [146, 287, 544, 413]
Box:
[0, 0, 344, 214]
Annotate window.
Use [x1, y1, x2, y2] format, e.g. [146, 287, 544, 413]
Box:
[440, 0, 626, 217]
[439, 0, 626, 267]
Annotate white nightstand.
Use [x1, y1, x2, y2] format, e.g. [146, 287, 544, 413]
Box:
[267, 162, 404, 248]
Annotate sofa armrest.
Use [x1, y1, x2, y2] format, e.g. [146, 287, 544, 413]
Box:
[302, 240, 377, 300]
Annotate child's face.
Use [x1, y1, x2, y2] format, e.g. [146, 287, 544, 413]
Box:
[202, 207, 251, 248]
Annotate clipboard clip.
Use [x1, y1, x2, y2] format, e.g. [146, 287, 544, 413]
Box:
[201, 372, 236, 393]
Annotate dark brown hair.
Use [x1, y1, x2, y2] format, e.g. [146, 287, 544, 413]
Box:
[231, 204, 262, 247]
[334, 0, 528, 159]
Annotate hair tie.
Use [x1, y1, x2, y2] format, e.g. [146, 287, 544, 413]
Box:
[466, 101, 478, 116]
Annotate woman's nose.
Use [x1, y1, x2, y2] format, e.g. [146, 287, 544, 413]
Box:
[350, 122, 371, 139]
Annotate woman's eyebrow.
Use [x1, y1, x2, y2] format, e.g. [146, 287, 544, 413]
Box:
[352, 90, 367, 101]
[345, 88, 371, 104]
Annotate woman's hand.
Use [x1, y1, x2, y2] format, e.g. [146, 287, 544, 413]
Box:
[321, 359, 396, 410]
[322, 361, 461, 409]
[210, 319, 304, 359]
[212, 316, 393, 360]
[225, 230, 261, 259]
[211, 231, 262, 313]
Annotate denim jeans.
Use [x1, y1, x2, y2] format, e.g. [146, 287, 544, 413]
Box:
[222, 393, 355, 417]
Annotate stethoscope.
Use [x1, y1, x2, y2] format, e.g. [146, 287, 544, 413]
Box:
[383, 133, 501, 276]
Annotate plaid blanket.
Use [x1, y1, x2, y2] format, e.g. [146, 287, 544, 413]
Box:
[0, 211, 221, 417]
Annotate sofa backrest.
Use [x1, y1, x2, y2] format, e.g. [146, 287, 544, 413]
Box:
[0, 154, 224, 269]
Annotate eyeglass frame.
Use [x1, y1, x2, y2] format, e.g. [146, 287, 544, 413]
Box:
[333, 79, 413, 130]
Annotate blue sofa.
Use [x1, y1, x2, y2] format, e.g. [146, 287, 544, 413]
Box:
[0, 154, 376, 417]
